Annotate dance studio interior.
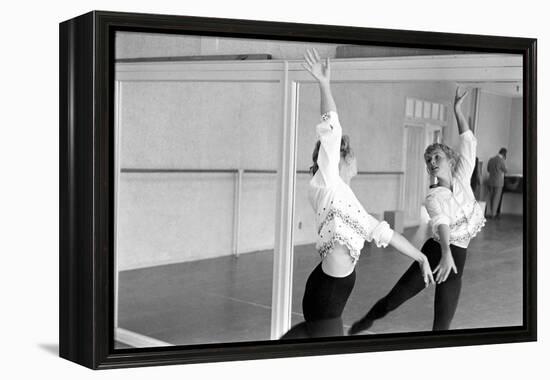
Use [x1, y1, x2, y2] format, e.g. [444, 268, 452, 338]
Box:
[113, 32, 523, 348]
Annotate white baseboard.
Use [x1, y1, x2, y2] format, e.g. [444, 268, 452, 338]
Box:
[115, 327, 173, 348]
[119, 241, 317, 272]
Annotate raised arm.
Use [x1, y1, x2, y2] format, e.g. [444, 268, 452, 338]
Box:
[453, 87, 477, 181]
[303, 49, 341, 186]
[454, 87, 470, 135]
[303, 48, 337, 114]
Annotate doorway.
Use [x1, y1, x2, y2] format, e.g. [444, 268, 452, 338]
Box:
[403, 123, 443, 227]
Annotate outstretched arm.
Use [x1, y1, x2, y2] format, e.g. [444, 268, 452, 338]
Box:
[389, 232, 435, 287]
[303, 48, 337, 114]
[433, 225, 457, 284]
[454, 87, 470, 135]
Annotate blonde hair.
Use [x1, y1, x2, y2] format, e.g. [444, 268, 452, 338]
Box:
[424, 143, 460, 174]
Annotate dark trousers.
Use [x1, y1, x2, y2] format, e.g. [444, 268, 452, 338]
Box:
[364, 238, 467, 331]
[487, 185, 504, 217]
[281, 262, 356, 339]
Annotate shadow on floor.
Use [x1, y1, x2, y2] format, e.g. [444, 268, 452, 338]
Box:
[38, 343, 58, 356]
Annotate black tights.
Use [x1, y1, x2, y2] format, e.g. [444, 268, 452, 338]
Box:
[351, 238, 467, 333]
[281, 263, 356, 339]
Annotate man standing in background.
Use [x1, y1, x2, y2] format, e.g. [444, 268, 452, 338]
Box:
[486, 148, 508, 218]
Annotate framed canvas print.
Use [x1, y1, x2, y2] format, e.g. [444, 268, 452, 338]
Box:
[59, 10, 537, 369]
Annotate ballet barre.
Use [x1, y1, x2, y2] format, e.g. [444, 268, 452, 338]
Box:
[120, 168, 403, 175]
[118, 168, 404, 256]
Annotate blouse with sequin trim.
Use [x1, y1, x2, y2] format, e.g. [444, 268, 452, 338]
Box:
[309, 111, 394, 262]
[424, 130, 486, 248]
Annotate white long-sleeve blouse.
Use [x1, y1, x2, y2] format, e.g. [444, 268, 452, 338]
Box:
[424, 130, 486, 248]
[308, 111, 394, 263]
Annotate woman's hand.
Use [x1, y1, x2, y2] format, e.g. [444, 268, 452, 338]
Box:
[453, 87, 470, 134]
[418, 255, 435, 287]
[433, 246, 457, 284]
[303, 48, 330, 85]
[454, 87, 469, 111]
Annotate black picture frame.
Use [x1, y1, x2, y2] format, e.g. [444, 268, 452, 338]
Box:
[59, 10, 537, 369]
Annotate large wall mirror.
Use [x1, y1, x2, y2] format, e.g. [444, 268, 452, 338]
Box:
[113, 31, 523, 348]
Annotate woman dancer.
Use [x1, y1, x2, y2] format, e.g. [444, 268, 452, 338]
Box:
[281, 49, 434, 339]
[349, 87, 486, 334]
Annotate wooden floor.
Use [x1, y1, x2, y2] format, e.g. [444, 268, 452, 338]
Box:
[116, 215, 523, 348]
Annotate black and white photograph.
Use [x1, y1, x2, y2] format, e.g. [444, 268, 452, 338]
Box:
[112, 31, 525, 348]
[5, 0, 548, 378]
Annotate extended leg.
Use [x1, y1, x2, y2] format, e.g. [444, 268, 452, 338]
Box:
[349, 239, 441, 335]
